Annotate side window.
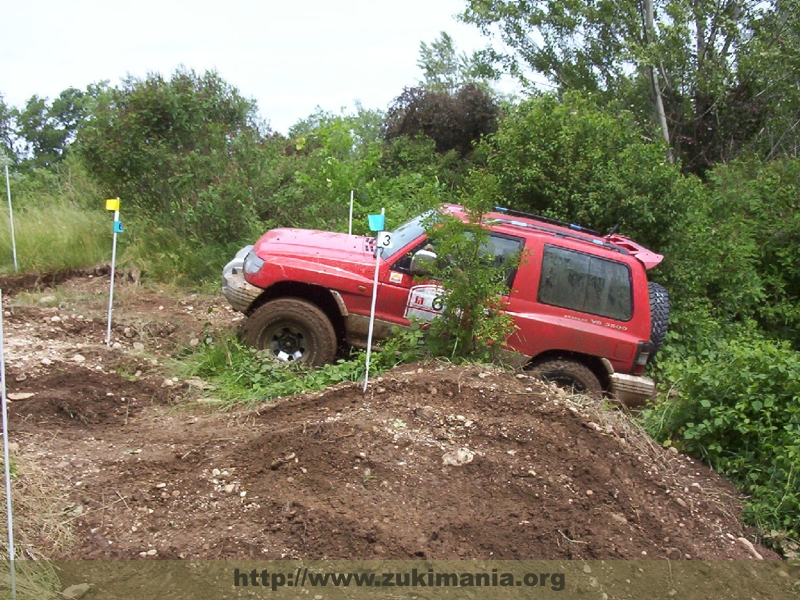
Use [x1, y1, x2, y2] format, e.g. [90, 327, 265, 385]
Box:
[483, 234, 524, 287]
[538, 245, 633, 321]
[392, 233, 523, 289]
[391, 240, 426, 273]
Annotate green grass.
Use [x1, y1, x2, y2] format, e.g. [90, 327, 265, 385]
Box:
[0, 203, 110, 274]
[118, 221, 240, 286]
[178, 328, 429, 408]
[178, 336, 368, 408]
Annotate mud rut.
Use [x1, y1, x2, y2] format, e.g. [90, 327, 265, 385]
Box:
[0, 272, 784, 564]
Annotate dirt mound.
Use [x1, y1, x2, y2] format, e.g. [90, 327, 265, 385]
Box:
[8, 369, 163, 428]
[56, 364, 773, 561]
[0, 267, 113, 296]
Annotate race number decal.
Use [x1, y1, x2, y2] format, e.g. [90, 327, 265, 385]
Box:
[376, 231, 393, 248]
[404, 285, 445, 321]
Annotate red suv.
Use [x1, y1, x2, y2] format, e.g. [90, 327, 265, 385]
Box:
[222, 205, 669, 405]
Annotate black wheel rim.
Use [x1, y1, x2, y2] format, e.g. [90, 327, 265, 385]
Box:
[264, 323, 307, 362]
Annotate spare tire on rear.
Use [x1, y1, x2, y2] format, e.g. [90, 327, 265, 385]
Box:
[648, 281, 670, 355]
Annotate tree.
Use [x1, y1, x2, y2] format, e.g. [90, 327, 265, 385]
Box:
[0, 94, 15, 164]
[77, 69, 257, 210]
[460, 0, 800, 174]
[742, 0, 800, 160]
[380, 32, 504, 158]
[481, 92, 684, 250]
[417, 32, 499, 94]
[423, 170, 518, 361]
[14, 87, 89, 169]
[75, 68, 267, 242]
[382, 84, 500, 156]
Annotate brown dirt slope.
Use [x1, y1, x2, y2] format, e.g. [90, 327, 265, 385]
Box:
[0, 272, 780, 562]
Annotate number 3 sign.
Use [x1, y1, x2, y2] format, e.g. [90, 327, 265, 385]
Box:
[376, 231, 393, 249]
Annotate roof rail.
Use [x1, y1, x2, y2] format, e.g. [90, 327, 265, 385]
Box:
[493, 206, 601, 236]
[489, 217, 628, 255]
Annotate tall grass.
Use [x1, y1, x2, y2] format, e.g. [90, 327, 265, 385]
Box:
[0, 198, 241, 284]
[0, 203, 110, 274]
[119, 221, 237, 287]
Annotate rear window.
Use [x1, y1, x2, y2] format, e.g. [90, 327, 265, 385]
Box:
[538, 245, 633, 321]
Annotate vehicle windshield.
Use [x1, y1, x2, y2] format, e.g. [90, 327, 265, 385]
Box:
[380, 211, 433, 261]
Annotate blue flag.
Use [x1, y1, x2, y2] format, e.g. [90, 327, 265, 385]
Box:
[367, 213, 385, 232]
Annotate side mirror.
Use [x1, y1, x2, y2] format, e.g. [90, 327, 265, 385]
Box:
[410, 249, 438, 276]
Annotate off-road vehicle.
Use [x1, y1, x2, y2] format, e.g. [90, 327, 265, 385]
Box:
[222, 204, 669, 404]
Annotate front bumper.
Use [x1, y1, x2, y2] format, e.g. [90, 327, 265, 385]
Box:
[222, 246, 263, 313]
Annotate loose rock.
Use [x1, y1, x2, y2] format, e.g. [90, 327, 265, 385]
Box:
[62, 583, 91, 600]
[442, 448, 474, 466]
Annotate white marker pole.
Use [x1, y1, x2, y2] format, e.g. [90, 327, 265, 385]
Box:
[0, 290, 17, 599]
[105, 199, 121, 348]
[348, 190, 354, 236]
[4, 166, 16, 272]
[363, 209, 387, 392]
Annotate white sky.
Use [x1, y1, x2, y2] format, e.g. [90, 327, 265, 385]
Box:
[0, 0, 509, 135]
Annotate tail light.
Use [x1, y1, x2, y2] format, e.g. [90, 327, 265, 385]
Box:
[633, 341, 654, 374]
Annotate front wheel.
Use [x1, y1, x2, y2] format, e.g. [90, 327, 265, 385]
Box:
[529, 359, 602, 396]
[240, 298, 337, 367]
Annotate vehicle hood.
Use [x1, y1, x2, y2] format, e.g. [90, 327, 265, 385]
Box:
[253, 228, 376, 267]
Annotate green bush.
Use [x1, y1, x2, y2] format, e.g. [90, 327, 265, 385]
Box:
[75, 68, 266, 245]
[480, 91, 684, 250]
[643, 335, 800, 539]
[273, 111, 453, 234]
[658, 157, 800, 349]
[423, 172, 519, 361]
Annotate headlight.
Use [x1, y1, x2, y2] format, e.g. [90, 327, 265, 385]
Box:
[243, 251, 265, 275]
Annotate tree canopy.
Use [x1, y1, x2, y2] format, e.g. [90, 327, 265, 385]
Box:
[460, 0, 800, 175]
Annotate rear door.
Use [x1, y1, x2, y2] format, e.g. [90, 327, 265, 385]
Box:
[506, 240, 645, 372]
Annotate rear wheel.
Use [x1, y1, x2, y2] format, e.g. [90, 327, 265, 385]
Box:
[529, 359, 603, 396]
[241, 298, 337, 367]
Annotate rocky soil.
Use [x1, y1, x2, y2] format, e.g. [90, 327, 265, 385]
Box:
[0, 271, 796, 598]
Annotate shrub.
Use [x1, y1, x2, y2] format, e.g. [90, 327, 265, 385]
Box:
[183, 325, 426, 408]
[481, 91, 684, 250]
[421, 171, 519, 361]
[75, 68, 266, 244]
[643, 335, 800, 539]
[382, 84, 500, 156]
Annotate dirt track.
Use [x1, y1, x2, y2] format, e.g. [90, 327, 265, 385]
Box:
[0, 272, 783, 562]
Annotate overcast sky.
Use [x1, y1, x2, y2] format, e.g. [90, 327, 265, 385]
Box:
[1, 0, 511, 134]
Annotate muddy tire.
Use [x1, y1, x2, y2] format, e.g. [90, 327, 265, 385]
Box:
[240, 298, 337, 367]
[648, 281, 670, 355]
[529, 359, 603, 396]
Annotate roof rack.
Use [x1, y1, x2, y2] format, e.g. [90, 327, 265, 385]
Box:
[493, 206, 601, 236]
[489, 216, 628, 255]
